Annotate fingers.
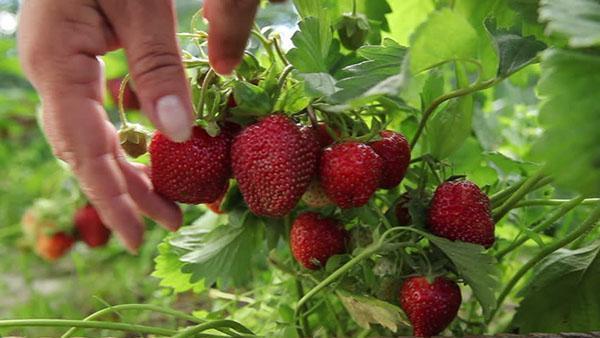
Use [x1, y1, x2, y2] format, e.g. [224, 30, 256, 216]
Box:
[204, 0, 260, 75]
[99, 0, 193, 143]
[115, 148, 183, 232]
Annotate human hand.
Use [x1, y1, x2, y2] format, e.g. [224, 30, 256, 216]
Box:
[18, 0, 258, 252]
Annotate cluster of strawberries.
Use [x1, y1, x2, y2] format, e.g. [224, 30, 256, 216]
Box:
[148, 112, 496, 336]
[22, 204, 112, 261]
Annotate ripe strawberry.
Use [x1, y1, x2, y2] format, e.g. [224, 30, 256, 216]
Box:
[400, 276, 462, 337]
[395, 193, 412, 226]
[320, 141, 383, 209]
[368, 130, 411, 189]
[36, 232, 75, 261]
[428, 180, 495, 248]
[107, 77, 140, 110]
[74, 204, 111, 248]
[302, 180, 333, 208]
[290, 212, 348, 269]
[150, 126, 231, 204]
[231, 115, 318, 217]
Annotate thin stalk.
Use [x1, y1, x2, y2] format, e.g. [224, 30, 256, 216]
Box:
[515, 198, 599, 208]
[352, 0, 357, 16]
[491, 177, 553, 209]
[488, 201, 600, 323]
[117, 74, 131, 128]
[306, 105, 319, 128]
[251, 28, 276, 62]
[295, 279, 311, 338]
[495, 196, 585, 260]
[274, 64, 294, 101]
[272, 34, 290, 65]
[172, 320, 254, 338]
[61, 303, 202, 338]
[0, 319, 176, 336]
[492, 171, 547, 222]
[198, 68, 216, 120]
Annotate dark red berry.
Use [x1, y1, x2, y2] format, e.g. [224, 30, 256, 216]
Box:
[290, 212, 348, 269]
[368, 130, 411, 189]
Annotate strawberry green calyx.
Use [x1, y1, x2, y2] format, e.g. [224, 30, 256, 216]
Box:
[335, 13, 370, 51]
[118, 124, 149, 158]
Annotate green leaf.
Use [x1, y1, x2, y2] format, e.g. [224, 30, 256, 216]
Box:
[330, 39, 408, 105]
[298, 72, 339, 97]
[427, 234, 500, 319]
[287, 17, 337, 73]
[409, 9, 480, 74]
[534, 49, 600, 196]
[488, 25, 547, 77]
[512, 242, 600, 333]
[428, 62, 474, 160]
[274, 81, 311, 113]
[540, 0, 600, 48]
[152, 242, 205, 293]
[232, 82, 272, 115]
[386, 0, 435, 45]
[172, 212, 263, 286]
[420, 69, 444, 109]
[337, 291, 408, 332]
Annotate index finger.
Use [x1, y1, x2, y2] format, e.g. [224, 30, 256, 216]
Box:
[204, 0, 259, 75]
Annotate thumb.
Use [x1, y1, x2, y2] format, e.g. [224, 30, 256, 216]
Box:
[100, 0, 193, 142]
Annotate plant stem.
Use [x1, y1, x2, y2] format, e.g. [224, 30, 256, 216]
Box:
[274, 64, 295, 101]
[198, 68, 216, 120]
[61, 303, 202, 338]
[488, 201, 600, 323]
[295, 279, 311, 338]
[172, 320, 255, 338]
[490, 177, 553, 209]
[0, 319, 176, 336]
[411, 77, 500, 149]
[251, 27, 276, 62]
[117, 74, 131, 128]
[492, 171, 547, 222]
[352, 0, 357, 16]
[515, 198, 599, 208]
[272, 34, 290, 65]
[495, 196, 585, 260]
[306, 105, 319, 128]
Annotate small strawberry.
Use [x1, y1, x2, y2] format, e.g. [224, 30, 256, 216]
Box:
[302, 180, 333, 208]
[290, 212, 348, 269]
[368, 130, 411, 189]
[400, 276, 462, 337]
[395, 193, 412, 226]
[320, 141, 383, 209]
[107, 77, 140, 110]
[428, 180, 495, 248]
[231, 115, 319, 217]
[36, 232, 75, 261]
[74, 204, 111, 248]
[150, 126, 231, 204]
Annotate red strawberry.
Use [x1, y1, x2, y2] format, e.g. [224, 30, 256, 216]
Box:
[368, 130, 411, 189]
[107, 77, 140, 110]
[395, 193, 412, 226]
[302, 180, 333, 208]
[150, 126, 231, 204]
[231, 115, 319, 217]
[428, 180, 495, 248]
[36, 232, 75, 261]
[74, 204, 111, 248]
[400, 276, 462, 337]
[290, 212, 348, 269]
[320, 141, 383, 209]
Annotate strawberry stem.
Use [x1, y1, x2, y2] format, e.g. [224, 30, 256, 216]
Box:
[492, 170, 548, 222]
[198, 68, 216, 120]
[61, 303, 204, 338]
[488, 200, 600, 323]
[171, 319, 255, 338]
[117, 74, 131, 128]
[295, 280, 312, 338]
[0, 319, 176, 336]
[495, 195, 585, 260]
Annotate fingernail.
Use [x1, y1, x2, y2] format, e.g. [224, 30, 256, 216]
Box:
[156, 95, 192, 142]
[211, 58, 240, 76]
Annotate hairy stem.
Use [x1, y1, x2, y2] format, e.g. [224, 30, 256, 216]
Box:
[117, 74, 131, 128]
[492, 171, 547, 222]
[0, 319, 176, 336]
[491, 177, 553, 209]
[295, 279, 311, 338]
[61, 303, 202, 338]
[488, 201, 600, 323]
[515, 198, 599, 208]
[198, 68, 216, 120]
[172, 319, 254, 338]
[495, 196, 585, 260]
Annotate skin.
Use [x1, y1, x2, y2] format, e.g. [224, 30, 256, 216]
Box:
[17, 0, 259, 252]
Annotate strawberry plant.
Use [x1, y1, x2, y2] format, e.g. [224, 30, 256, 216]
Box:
[2, 0, 600, 337]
